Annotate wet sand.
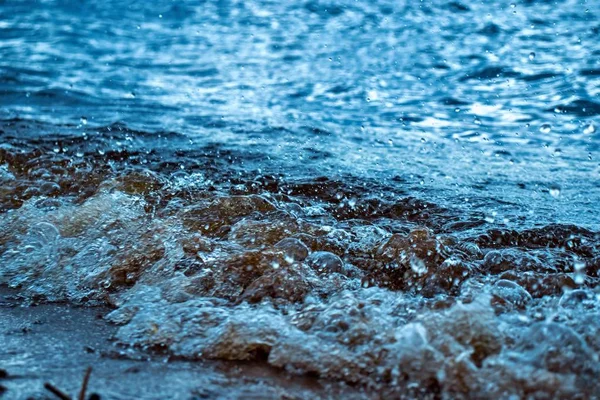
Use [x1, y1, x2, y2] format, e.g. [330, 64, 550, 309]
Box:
[0, 287, 364, 400]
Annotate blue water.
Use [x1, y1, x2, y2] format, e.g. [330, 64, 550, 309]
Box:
[1, 0, 599, 229]
[1, 0, 600, 398]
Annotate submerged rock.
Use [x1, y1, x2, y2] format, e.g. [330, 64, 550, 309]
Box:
[180, 195, 277, 236]
[240, 264, 314, 303]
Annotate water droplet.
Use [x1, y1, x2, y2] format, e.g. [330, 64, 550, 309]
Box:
[474, 117, 482, 125]
[583, 123, 595, 135]
[539, 123, 551, 134]
[454, 107, 461, 113]
[573, 260, 586, 285]
[528, 52, 536, 61]
[549, 187, 561, 198]
[80, 117, 88, 125]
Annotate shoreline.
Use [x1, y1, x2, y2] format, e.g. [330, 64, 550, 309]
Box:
[0, 286, 365, 399]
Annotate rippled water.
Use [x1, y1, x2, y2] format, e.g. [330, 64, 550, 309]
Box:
[1, 0, 600, 398]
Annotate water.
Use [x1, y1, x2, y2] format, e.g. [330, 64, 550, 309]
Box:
[1, 0, 600, 397]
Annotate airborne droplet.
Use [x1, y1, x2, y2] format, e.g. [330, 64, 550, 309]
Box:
[573, 260, 586, 285]
[539, 123, 552, 134]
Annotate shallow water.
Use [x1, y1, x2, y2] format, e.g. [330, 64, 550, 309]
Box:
[1, 0, 600, 398]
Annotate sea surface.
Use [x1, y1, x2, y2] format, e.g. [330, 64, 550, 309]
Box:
[1, 0, 600, 398]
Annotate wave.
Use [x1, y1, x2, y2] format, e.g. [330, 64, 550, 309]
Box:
[1, 119, 600, 397]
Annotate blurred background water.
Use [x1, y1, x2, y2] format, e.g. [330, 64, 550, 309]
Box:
[1, 0, 599, 228]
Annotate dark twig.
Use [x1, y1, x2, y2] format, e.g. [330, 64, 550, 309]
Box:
[43, 382, 71, 400]
[44, 366, 94, 400]
[78, 367, 92, 400]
